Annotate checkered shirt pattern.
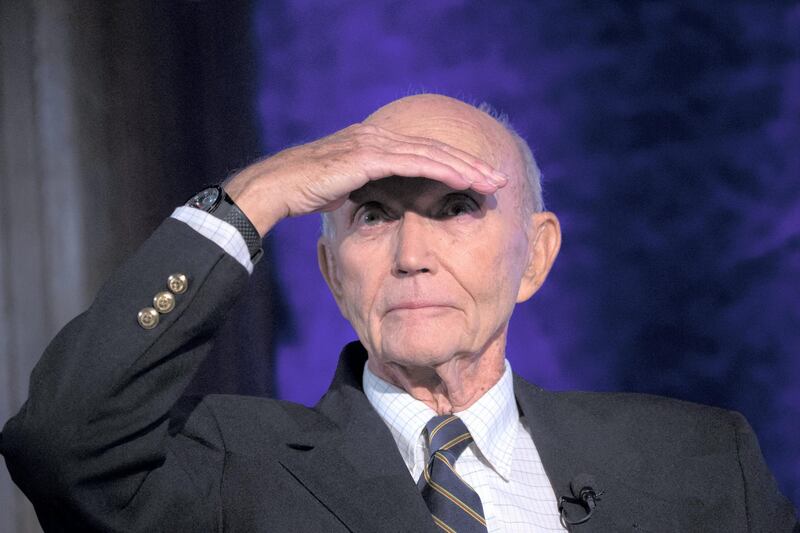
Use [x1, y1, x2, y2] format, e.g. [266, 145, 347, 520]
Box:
[364, 361, 566, 532]
[171, 206, 253, 274]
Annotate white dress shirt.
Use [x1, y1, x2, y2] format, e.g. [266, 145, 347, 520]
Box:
[173, 209, 566, 531]
[364, 361, 565, 532]
[172, 206, 254, 273]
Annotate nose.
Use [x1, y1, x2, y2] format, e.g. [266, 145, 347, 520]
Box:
[392, 212, 437, 277]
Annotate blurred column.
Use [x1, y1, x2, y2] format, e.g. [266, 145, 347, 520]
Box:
[1, 1, 269, 531]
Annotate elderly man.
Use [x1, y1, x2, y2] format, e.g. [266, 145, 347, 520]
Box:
[2, 95, 797, 532]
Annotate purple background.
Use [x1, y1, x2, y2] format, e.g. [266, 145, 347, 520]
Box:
[252, 1, 799, 506]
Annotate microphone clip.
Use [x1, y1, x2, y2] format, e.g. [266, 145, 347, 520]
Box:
[558, 479, 603, 526]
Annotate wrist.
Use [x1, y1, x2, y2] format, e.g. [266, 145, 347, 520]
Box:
[225, 176, 289, 237]
[185, 185, 264, 264]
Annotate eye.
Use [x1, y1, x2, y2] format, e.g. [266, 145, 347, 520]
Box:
[439, 195, 479, 218]
[354, 202, 391, 227]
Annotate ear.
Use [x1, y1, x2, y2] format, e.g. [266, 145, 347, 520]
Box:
[516, 211, 561, 303]
[317, 238, 343, 302]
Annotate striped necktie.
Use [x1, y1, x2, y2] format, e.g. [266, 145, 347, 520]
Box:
[418, 415, 488, 532]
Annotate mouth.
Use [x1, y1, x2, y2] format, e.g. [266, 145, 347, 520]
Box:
[386, 302, 455, 313]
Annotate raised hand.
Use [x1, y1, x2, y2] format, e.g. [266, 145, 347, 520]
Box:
[223, 123, 509, 236]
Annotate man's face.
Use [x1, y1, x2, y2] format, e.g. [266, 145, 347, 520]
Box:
[319, 96, 554, 370]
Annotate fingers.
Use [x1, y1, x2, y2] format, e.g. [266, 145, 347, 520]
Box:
[433, 143, 510, 185]
[360, 153, 474, 191]
[376, 127, 509, 183]
[387, 141, 505, 191]
[352, 124, 509, 194]
[233, 122, 514, 230]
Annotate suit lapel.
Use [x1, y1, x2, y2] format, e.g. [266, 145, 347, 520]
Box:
[278, 342, 437, 533]
[514, 377, 683, 531]
[278, 342, 683, 531]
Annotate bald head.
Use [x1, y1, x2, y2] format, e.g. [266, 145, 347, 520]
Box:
[322, 94, 544, 237]
[365, 94, 514, 166]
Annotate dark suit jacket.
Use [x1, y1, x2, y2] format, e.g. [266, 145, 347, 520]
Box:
[1, 219, 797, 532]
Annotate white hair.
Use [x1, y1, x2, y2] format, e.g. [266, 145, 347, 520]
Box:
[320, 100, 544, 238]
[476, 101, 545, 215]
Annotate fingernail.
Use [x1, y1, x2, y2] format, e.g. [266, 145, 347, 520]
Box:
[492, 171, 509, 183]
[485, 173, 506, 186]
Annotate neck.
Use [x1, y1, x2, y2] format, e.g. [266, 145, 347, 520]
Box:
[367, 335, 506, 415]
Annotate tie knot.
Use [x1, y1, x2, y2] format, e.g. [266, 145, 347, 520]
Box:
[424, 415, 474, 460]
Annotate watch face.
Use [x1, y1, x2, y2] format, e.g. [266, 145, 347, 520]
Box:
[188, 187, 221, 211]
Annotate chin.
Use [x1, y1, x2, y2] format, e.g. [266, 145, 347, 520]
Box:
[385, 351, 452, 370]
[378, 333, 464, 369]
[364, 312, 474, 368]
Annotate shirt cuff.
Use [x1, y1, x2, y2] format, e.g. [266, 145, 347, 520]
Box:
[171, 206, 254, 274]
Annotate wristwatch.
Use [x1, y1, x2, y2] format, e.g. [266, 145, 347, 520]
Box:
[185, 185, 264, 264]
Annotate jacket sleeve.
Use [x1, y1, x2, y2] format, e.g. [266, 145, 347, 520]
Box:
[0, 218, 250, 532]
[730, 411, 799, 532]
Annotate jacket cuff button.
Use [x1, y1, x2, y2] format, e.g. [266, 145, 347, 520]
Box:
[167, 273, 188, 294]
[154, 291, 176, 314]
[137, 307, 160, 329]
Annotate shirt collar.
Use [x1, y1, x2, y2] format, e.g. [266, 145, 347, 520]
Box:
[363, 362, 436, 476]
[456, 359, 518, 480]
[363, 359, 519, 481]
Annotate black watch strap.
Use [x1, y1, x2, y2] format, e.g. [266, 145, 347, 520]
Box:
[186, 185, 264, 264]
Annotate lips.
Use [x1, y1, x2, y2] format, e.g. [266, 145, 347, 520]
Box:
[386, 301, 456, 313]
